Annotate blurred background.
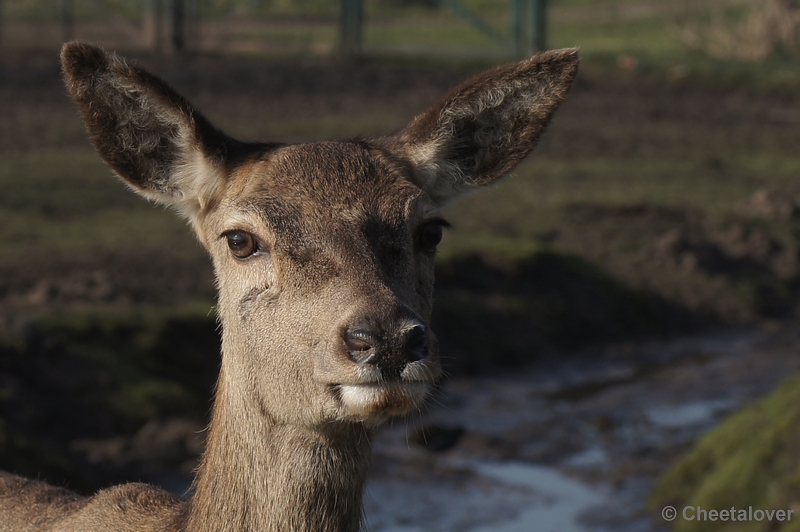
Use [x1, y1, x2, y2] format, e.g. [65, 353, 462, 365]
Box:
[0, 1, 799, 530]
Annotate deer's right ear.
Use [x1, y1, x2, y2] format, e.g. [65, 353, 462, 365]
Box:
[61, 42, 231, 219]
[391, 48, 579, 206]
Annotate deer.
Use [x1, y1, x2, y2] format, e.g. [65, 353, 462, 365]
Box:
[0, 42, 578, 531]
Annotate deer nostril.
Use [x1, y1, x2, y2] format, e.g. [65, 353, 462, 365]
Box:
[344, 328, 379, 364]
[404, 325, 428, 362]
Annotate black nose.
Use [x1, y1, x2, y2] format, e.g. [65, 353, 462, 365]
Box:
[344, 322, 429, 374]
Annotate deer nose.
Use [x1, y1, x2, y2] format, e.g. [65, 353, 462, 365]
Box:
[344, 322, 429, 374]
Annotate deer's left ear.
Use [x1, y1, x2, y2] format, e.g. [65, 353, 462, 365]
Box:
[390, 48, 579, 206]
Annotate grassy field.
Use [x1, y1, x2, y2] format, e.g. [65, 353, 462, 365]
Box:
[6, 0, 800, 91]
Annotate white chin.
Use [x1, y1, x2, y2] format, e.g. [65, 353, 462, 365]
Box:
[339, 382, 431, 423]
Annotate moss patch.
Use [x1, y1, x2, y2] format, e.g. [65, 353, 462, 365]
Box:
[651, 373, 800, 531]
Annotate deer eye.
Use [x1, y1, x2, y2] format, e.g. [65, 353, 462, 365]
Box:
[225, 231, 258, 259]
[417, 220, 448, 254]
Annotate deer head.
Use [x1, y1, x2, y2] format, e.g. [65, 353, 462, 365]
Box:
[60, 43, 578, 433]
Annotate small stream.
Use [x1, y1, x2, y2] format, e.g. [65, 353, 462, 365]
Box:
[471, 462, 608, 532]
[364, 328, 800, 531]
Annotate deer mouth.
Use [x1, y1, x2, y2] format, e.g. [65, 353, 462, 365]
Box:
[337, 381, 432, 423]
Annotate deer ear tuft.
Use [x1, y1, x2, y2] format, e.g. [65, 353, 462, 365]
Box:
[394, 48, 579, 205]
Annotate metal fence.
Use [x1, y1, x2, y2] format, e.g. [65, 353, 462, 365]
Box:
[0, 0, 548, 58]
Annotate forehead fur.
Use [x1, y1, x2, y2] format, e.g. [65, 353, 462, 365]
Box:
[227, 140, 426, 225]
[266, 141, 415, 205]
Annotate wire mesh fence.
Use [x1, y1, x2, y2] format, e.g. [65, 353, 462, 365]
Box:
[1, 1, 796, 64]
[0, 0, 542, 58]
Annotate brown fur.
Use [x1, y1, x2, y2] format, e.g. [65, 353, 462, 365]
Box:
[0, 43, 578, 531]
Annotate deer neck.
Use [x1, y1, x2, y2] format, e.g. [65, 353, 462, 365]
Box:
[187, 368, 373, 532]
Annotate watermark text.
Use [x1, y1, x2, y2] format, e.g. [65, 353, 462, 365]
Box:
[662, 506, 794, 523]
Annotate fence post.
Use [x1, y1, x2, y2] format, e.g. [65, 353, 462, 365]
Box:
[187, 0, 199, 52]
[511, 0, 523, 58]
[528, 0, 547, 53]
[61, 0, 74, 42]
[171, 0, 186, 53]
[144, 0, 164, 52]
[340, 0, 363, 56]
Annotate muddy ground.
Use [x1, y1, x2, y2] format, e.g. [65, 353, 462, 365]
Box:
[1, 49, 799, 526]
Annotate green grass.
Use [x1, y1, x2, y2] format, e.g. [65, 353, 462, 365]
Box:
[439, 151, 799, 254]
[651, 373, 800, 532]
[552, 16, 684, 57]
[366, 18, 501, 51]
[237, 25, 339, 48]
[0, 148, 201, 266]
